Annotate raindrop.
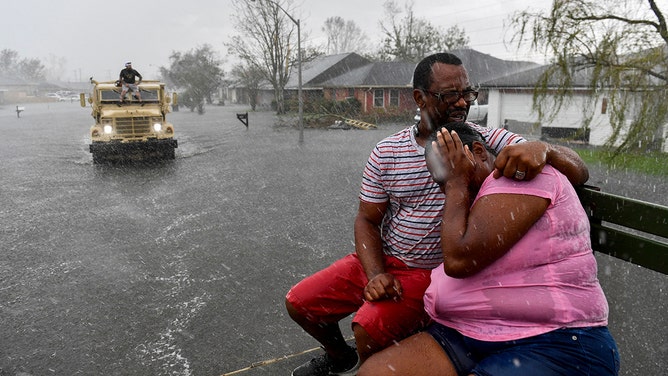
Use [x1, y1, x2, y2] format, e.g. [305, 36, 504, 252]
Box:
[597, 230, 607, 245]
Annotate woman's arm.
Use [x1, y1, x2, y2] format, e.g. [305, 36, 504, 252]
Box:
[433, 129, 550, 278]
[440, 189, 549, 278]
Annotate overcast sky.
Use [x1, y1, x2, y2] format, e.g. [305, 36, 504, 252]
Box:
[3, 0, 554, 82]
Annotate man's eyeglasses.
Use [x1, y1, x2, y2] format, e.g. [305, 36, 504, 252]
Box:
[424, 89, 479, 104]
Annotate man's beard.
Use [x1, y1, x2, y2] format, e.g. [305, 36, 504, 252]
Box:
[424, 108, 459, 134]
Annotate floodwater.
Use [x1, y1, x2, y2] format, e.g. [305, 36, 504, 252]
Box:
[0, 102, 665, 375]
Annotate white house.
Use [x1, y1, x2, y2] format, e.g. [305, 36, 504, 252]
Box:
[482, 64, 667, 152]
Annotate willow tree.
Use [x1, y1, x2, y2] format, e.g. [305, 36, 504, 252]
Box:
[511, 0, 667, 152]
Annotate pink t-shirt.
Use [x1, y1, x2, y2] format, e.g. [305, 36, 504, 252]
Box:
[423, 165, 609, 341]
[359, 123, 525, 269]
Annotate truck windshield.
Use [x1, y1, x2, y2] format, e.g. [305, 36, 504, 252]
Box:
[100, 89, 160, 103]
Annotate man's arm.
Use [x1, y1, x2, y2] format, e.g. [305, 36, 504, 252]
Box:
[354, 200, 402, 301]
[493, 141, 589, 186]
[546, 143, 589, 185]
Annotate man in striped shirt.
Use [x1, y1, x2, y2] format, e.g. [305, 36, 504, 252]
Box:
[285, 52, 589, 376]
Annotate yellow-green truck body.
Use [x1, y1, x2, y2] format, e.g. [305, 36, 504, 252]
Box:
[82, 80, 178, 163]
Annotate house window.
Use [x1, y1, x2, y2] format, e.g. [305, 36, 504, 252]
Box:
[348, 88, 354, 98]
[389, 89, 399, 107]
[374, 89, 384, 107]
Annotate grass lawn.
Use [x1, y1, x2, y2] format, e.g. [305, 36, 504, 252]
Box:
[574, 148, 668, 177]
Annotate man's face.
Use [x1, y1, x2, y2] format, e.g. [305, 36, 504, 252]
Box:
[420, 63, 473, 132]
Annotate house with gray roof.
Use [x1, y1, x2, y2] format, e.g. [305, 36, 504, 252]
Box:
[234, 49, 539, 118]
[481, 64, 594, 140]
[0, 76, 37, 104]
[231, 48, 664, 150]
[447, 48, 539, 86]
[283, 52, 418, 114]
[316, 60, 416, 114]
[280, 49, 538, 116]
[481, 63, 668, 151]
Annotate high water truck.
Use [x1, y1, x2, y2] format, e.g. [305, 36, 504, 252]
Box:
[80, 78, 178, 163]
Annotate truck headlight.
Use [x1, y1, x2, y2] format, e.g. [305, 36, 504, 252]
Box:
[153, 122, 163, 132]
[103, 125, 113, 134]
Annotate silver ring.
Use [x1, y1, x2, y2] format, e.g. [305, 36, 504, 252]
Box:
[514, 170, 526, 180]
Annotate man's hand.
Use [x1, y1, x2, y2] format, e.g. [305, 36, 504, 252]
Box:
[493, 140, 589, 185]
[493, 141, 548, 181]
[364, 273, 402, 302]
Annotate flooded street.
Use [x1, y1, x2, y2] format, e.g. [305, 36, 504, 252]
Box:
[1, 102, 665, 375]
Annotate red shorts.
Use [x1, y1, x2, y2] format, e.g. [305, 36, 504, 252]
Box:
[286, 254, 432, 347]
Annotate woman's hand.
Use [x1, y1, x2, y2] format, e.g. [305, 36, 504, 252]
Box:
[432, 128, 476, 186]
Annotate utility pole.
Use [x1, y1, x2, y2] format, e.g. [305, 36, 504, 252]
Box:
[250, 0, 303, 142]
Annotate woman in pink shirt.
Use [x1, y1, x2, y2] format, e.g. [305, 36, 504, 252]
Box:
[358, 122, 620, 376]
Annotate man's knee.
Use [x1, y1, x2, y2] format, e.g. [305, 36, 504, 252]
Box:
[285, 296, 301, 320]
[285, 291, 317, 325]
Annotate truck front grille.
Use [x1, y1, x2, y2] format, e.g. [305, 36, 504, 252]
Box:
[115, 117, 151, 138]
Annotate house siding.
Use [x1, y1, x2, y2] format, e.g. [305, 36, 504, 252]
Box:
[489, 88, 637, 147]
[358, 88, 414, 113]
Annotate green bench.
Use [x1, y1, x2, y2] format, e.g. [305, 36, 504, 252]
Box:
[576, 185, 668, 275]
[576, 185, 667, 374]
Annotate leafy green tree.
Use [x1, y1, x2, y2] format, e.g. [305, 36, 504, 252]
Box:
[511, 0, 667, 152]
[160, 44, 224, 115]
[378, 0, 469, 62]
[0, 49, 46, 82]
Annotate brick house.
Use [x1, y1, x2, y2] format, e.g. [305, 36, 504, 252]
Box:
[280, 49, 538, 115]
[233, 49, 537, 116]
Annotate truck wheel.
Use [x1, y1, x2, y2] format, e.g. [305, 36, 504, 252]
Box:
[164, 148, 175, 160]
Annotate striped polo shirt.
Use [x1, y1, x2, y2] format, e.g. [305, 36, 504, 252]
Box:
[359, 122, 525, 269]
